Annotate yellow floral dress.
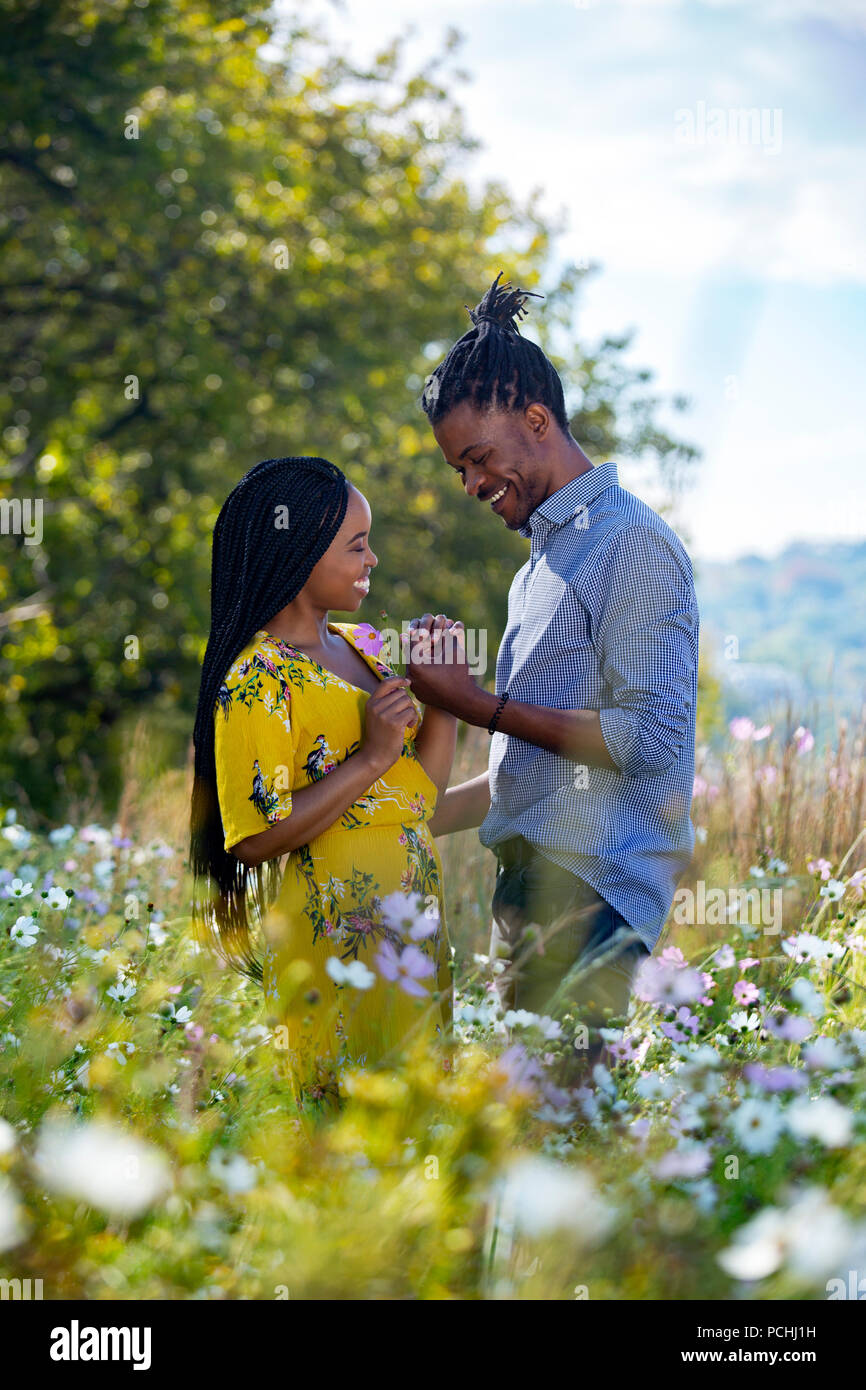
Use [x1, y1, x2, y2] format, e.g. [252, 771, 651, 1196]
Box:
[213, 621, 453, 1112]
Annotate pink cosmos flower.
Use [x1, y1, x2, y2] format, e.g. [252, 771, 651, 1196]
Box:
[353, 624, 385, 657]
[752, 724, 773, 741]
[739, 957, 760, 970]
[755, 764, 777, 786]
[729, 717, 755, 741]
[375, 941, 434, 998]
[793, 725, 814, 754]
[807, 858, 833, 880]
[734, 979, 760, 1006]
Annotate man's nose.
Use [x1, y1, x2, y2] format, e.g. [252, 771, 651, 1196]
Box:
[464, 467, 486, 499]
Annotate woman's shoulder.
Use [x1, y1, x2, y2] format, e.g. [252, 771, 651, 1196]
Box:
[222, 629, 293, 685]
[213, 630, 297, 726]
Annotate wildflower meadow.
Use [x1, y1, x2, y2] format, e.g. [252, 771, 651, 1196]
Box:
[2, 713, 866, 1303]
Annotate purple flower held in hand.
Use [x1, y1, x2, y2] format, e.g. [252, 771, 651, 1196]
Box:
[353, 623, 385, 657]
[375, 941, 434, 998]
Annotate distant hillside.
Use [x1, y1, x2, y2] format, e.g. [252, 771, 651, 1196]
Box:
[694, 539, 866, 738]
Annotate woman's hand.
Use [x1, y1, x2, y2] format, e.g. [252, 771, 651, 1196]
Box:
[361, 676, 419, 775]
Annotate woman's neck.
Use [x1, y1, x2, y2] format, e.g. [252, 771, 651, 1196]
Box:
[263, 601, 331, 651]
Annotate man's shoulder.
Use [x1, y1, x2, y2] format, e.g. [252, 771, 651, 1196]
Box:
[592, 486, 694, 574]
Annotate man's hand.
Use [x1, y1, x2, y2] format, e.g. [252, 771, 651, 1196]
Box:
[403, 613, 480, 713]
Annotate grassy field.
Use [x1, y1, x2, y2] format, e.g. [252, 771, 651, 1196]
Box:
[1, 712, 866, 1300]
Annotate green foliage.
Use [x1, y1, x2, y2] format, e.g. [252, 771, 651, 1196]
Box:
[0, 0, 697, 813]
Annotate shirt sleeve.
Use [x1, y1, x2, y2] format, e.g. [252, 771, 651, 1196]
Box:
[213, 662, 298, 851]
[586, 525, 699, 778]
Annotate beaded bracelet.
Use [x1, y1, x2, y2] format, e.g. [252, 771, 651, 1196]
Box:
[488, 690, 510, 735]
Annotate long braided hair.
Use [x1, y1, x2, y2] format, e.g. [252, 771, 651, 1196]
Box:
[420, 271, 568, 429]
[190, 455, 349, 980]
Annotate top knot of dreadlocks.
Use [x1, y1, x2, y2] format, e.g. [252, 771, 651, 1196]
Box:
[420, 270, 568, 430]
[189, 455, 349, 979]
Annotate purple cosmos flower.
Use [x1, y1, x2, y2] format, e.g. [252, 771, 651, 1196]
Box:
[660, 1006, 699, 1042]
[766, 1012, 813, 1043]
[744, 1062, 806, 1092]
[653, 1145, 712, 1180]
[375, 941, 434, 998]
[353, 623, 385, 657]
[493, 1043, 544, 1097]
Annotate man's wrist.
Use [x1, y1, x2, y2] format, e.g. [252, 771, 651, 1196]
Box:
[456, 684, 499, 728]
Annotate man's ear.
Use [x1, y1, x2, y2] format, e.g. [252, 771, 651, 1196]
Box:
[524, 402, 550, 439]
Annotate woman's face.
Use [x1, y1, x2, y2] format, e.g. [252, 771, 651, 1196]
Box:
[303, 484, 378, 612]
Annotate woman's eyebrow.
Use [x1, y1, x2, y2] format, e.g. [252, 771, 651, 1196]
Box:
[347, 530, 368, 543]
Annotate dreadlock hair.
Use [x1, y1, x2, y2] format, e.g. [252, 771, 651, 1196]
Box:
[190, 455, 349, 981]
[420, 271, 569, 431]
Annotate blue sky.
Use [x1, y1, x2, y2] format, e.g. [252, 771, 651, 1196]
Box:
[301, 0, 865, 563]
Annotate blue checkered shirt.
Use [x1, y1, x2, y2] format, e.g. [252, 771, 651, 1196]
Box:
[478, 460, 699, 951]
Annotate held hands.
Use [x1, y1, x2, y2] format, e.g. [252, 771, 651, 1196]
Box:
[403, 613, 477, 713]
[361, 676, 419, 774]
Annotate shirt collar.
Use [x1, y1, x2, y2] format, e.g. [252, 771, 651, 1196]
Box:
[518, 460, 619, 541]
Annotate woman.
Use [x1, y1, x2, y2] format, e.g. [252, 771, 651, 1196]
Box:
[190, 455, 460, 1118]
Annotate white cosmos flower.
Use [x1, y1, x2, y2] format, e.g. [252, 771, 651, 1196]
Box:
[503, 1009, 561, 1038]
[10, 915, 39, 947]
[788, 978, 826, 1018]
[787, 1096, 852, 1148]
[802, 1036, 851, 1071]
[719, 1189, 854, 1285]
[718, 1206, 787, 1281]
[208, 1150, 258, 1193]
[495, 1156, 617, 1245]
[33, 1118, 171, 1218]
[729, 1009, 761, 1032]
[106, 977, 136, 1003]
[46, 887, 70, 910]
[819, 879, 846, 901]
[783, 933, 843, 963]
[2, 825, 32, 851]
[9, 878, 33, 898]
[731, 1097, 785, 1155]
[0, 1118, 17, 1156]
[325, 956, 376, 990]
[48, 824, 76, 845]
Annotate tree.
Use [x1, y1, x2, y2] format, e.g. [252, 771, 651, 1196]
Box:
[0, 0, 698, 814]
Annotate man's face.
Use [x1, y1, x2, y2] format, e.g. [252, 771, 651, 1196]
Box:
[432, 399, 553, 532]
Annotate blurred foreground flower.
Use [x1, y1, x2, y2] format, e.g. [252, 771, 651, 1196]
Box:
[33, 1118, 172, 1219]
[718, 1188, 855, 1284]
[494, 1156, 617, 1244]
[325, 956, 375, 990]
[0, 1178, 26, 1252]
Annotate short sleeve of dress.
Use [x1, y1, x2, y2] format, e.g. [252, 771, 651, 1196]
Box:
[213, 650, 298, 852]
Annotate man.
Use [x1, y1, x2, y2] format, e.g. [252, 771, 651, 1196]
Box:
[406, 273, 698, 1071]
